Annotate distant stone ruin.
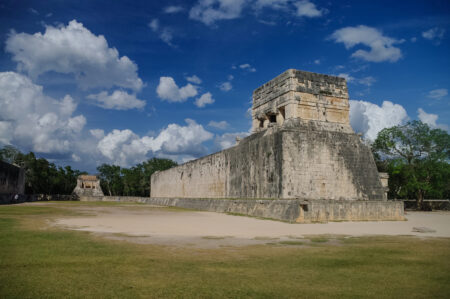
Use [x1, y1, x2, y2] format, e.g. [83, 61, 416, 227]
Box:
[150, 69, 402, 222]
[72, 175, 104, 197]
[0, 160, 25, 195]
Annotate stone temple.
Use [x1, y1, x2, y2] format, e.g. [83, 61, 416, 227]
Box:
[150, 69, 402, 221]
[72, 175, 104, 197]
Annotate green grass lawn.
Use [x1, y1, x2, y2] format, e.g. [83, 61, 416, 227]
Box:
[1, 203, 449, 298]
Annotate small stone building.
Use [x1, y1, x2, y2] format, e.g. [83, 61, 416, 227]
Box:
[72, 175, 104, 197]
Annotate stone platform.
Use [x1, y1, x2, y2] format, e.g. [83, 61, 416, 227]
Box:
[79, 196, 404, 223]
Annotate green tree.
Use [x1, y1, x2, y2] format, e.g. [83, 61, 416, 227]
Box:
[142, 158, 177, 196]
[121, 167, 142, 196]
[0, 145, 21, 164]
[52, 165, 85, 194]
[97, 164, 123, 196]
[13, 151, 38, 193]
[97, 158, 177, 196]
[373, 121, 450, 209]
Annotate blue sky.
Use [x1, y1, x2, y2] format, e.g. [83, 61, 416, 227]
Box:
[0, 0, 449, 172]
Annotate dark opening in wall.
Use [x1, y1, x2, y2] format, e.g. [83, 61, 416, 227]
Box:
[259, 119, 264, 128]
[269, 114, 276, 123]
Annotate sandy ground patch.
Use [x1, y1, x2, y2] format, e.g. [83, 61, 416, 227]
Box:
[41, 203, 450, 248]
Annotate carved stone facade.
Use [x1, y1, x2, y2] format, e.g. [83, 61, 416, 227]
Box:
[72, 175, 104, 197]
[151, 69, 388, 202]
[252, 69, 350, 132]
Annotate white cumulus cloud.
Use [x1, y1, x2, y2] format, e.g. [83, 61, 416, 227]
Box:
[195, 92, 215, 107]
[418, 108, 438, 128]
[422, 27, 445, 44]
[331, 25, 402, 63]
[349, 100, 409, 140]
[186, 75, 202, 84]
[417, 108, 448, 130]
[97, 119, 213, 166]
[294, 0, 323, 17]
[90, 129, 105, 139]
[87, 90, 146, 110]
[97, 129, 139, 162]
[208, 120, 229, 130]
[155, 119, 214, 155]
[71, 153, 81, 162]
[0, 71, 86, 153]
[156, 77, 198, 102]
[5, 20, 143, 91]
[189, 0, 247, 25]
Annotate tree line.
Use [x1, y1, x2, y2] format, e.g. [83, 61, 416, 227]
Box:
[0, 146, 86, 194]
[96, 158, 177, 196]
[0, 146, 177, 196]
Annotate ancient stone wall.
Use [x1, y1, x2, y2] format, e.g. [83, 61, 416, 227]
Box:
[0, 160, 25, 194]
[151, 121, 385, 200]
[280, 119, 385, 200]
[79, 196, 405, 223]
[151, 130, 283, 198]
[150, 152, 228, 198]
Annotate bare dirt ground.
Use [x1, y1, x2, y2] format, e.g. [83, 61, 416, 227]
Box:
[36, 202, 450, 248]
